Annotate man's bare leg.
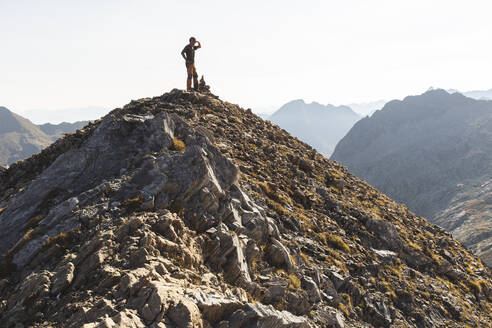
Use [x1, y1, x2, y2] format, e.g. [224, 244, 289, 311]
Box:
[186, 64, 193, 91]
[192, 66, 199, 90]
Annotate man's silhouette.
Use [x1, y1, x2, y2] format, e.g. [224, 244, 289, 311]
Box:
[181, 37, 201, 91]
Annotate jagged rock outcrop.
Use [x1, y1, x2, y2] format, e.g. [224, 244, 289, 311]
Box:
[0, 89, 491, 327]
[331, 89, 492, 266]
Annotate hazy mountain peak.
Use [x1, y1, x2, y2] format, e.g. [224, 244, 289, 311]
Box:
[285, 99, 306, 105]
[0, 107, 23, 134]
[270, 99, 361, 156]
[0, 106, 53, 165]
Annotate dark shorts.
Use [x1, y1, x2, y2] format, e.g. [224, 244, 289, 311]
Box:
[185, 61, 194, 68]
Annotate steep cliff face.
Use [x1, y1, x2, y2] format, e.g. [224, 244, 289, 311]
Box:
[0, 89, 490, 327]
[331, 90, 492, 265]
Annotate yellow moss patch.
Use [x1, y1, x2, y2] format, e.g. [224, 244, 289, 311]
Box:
[322, 233, 350, 252]
[297, 213, 310, 222]
[122, 194, 145, 208]
[325, 247, 342, 260]
[22, 215, 44, 231]
[43, 230, 80, 249]
[407, 240, 422, 252]
[0, 206, 6, 215]
[300, 252, 312, 267]
[328, 170, 343, 179]
[329, 186, 341, 194]
[257, 181, 273, 197]
[425, 247, 442, 265]
[338, 293, 352, 316]
[424, 230, 434, 238]
[171, 137, 186, 152]
[275, 268, 285, 276]
[268, 199, 290, 216]
[338, 302, 350, 317]
[6, 228, 40, 259]
[468, 279, 485, 295]
[250, 258, 257, 273]
[459, 281, 470, 293]
[381, 280, 397, 300]
[436, 276, 458, 293]
[388, 264, 403, 279]
[231, 116, 242, 124]
[289, 254, 296, 266]
[288, 274, 301, 289]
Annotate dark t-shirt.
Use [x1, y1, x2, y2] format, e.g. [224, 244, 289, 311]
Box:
[183, 44, 199, 64]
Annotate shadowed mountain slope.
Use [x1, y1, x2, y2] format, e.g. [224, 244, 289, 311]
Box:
[331, 90, 492, 265]
[0, 89, 490, 327]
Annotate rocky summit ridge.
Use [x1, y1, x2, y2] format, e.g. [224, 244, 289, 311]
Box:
[0, 88, 491, 327]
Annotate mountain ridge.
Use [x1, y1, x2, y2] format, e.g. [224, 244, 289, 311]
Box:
[0, 89, 490, 327]
[0, 106, 91, 166]
[0, 106, 53, 166]
[331, 89, 492, 266]
[38, 121, 90, 141]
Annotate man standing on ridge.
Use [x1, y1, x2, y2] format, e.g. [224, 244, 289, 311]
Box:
[181, 37, 201, 91]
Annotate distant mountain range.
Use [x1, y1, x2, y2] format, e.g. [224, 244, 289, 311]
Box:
[449, 88, 492, 101]
[0, 106, 88, 166]
[18, 106, 109, 124]
[346, 100, 387, 117]
[331, 89, 492, 265]
[38, 121, 88, 141]
[268, 100, 361, 156]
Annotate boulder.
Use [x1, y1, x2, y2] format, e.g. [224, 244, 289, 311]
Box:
[266, 239, 295, 272]
[50, 262, 75, 295]
[166, 298, 203, 328]
[192, 292, 244, 324]
[301, 276, 321, 303]
[128, 282, 170, 323]
[313, 306, 345, 328]
[229, 302, 310, 328]
[205, 224, 251, 284]
[89, 310, 146, 328]
[365, 218, 403, 252]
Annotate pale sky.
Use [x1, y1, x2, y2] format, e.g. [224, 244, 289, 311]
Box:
[1, 0, 492, 123]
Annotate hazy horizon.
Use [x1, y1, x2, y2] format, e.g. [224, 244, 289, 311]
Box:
[4, 86, 492, 124]
[2, 1, 492, 122]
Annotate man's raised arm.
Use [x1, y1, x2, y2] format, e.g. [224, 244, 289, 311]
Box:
[195, 41, 201, 49]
